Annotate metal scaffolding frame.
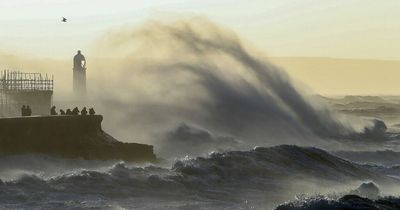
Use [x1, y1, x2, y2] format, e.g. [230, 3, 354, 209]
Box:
[0, 70, 54, 117]
[0, 70, 53, 91]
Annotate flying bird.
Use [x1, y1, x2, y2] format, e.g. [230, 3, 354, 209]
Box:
[62, 17, 67, 22]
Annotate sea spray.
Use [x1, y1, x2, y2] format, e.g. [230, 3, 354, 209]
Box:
[90, 18, 366, 157]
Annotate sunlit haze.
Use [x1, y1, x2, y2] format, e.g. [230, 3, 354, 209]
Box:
[1, 0, 399, 95]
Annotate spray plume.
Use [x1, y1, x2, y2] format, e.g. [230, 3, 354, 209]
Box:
[87, 18, 367, 157]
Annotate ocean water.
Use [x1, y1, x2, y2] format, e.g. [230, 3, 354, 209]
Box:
[0, 145, 400, 209]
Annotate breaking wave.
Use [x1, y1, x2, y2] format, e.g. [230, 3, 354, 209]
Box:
[88, 18, 380, 157]
[276, 194, 400, 210]
[334, 149, 400, 166]
[0, 145, 397, 209]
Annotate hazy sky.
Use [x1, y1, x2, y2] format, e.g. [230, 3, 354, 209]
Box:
[1, 0, 400, 95]
[1, 0, 399, 59]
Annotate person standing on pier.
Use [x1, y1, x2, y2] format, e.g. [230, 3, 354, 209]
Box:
[81, 107, 88, 115]
[21, 105, 26, 116]
[50, 106, 58, 115]
[26, 106, 32, 116]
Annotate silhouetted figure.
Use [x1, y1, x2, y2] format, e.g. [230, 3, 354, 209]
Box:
[60, 109, 66, 115]
[26, 106, 32, 116]
[21, 105, 26, 116]
[81, 107, 88, 116]
[50, 106, 58, 115]
[89, 108, 95, 115]
[66, 109, 72, 115]
[72, 107, 80, 115]
[62, 17, 67, 22]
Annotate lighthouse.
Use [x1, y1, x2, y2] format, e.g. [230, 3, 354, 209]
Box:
[73, 50, 86, 98]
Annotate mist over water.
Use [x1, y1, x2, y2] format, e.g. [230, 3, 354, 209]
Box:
[88, 18, 368, 157]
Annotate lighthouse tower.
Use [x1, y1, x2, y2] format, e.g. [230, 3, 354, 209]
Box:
[73, 50, 86, 98]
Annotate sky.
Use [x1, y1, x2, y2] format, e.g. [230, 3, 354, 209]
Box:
[0, 0, 400, 95]
[1, 0, 400, 59]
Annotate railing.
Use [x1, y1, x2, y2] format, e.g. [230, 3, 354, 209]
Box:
[0, 70, 53, 91]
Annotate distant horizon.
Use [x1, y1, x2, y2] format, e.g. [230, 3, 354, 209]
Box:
[1, 53, 399, 96]
[270, 57, 400, 96]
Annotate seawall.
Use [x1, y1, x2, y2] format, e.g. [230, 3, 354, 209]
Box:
[0, 115, 157, 162]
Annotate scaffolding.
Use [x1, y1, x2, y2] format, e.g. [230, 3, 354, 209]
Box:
[0, 70, 54, 117]
[0, 70, 53, 91]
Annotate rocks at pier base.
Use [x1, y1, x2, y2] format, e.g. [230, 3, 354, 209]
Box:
[0, 115, 156, 162]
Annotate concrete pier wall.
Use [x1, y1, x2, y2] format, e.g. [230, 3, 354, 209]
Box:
[0, 115, 156, 162]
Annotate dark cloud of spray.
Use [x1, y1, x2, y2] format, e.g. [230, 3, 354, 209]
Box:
[87, 17, 373, 157]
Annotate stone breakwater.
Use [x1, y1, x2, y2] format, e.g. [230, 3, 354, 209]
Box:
[0, 115, 156, 162]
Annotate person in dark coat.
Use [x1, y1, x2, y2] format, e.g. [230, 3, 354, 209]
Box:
[60, 109, 66, 115]
[21, 105, 26, 116]
[80, 107, 88, 116]
[66, 109, 72, 115]
[50, 106, 58, 115]
[89, 108, 95, 115]
[26, 106, 32, 116]
[72, 107, 80, 115]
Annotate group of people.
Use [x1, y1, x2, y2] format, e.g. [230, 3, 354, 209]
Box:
[21, 105, 96, 116]
[50, 106, 95, 116]
[21, 105, 32, 116]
